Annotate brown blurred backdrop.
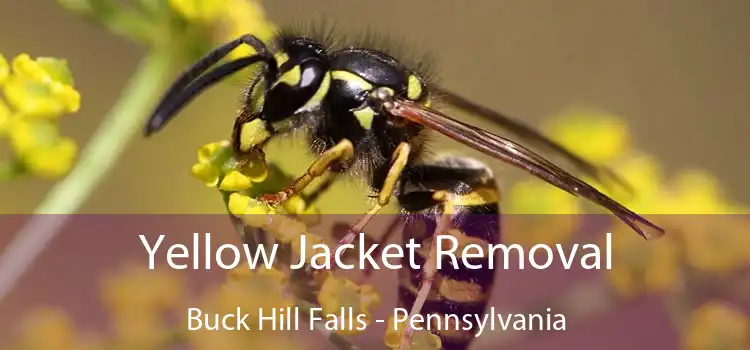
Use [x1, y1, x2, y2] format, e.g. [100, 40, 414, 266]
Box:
[0, 0, 748, 214]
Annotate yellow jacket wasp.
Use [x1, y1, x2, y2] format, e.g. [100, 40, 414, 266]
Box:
[144, 24, 665, 350]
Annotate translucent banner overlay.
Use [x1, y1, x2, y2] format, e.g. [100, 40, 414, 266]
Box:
[0, 214, 747, 350]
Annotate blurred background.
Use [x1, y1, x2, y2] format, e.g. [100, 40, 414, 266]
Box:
[0, 0, 748, 349]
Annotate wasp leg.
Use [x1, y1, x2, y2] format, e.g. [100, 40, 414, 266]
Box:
[332, 142, 411, 250]
[399, 196, 454, 350]
[301, 172, 341, 208]
[260, 139, 355, 204]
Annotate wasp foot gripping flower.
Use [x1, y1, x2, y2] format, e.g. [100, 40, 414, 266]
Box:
[683, 301, 749, 350]
[192, 139, 320, 244]
[317, 275, 381, 336]
[190, 141, 268, 190]
[0, 53, 80, 180]
[384, 316, 442, 350]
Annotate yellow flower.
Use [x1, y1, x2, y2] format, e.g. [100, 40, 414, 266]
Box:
[504, 179, 581, 246]
[189, 268, 298, 350]
[282, 194, 321, 225]
[268, 215, 309, 244]
[219, 169, 254, 191]
[507, 180, 582, 215]
[0, 52, 80, 181]
[7, 118, 78, 178]
[0, 98, 12, 135]
[384, 315, 442, 350]
[110, 309, 166, 349]
[219, 0, 277, 60]
[0, 53, 8, 84]
[665, 169, 731, 214]
[683, 301, 748, 350]
[679, 215, 750, 272]
[24, 136, 77, 178]
[12, 54, 71, 82]
[190, 141, 268, 190]
[99, 265, 185, 348]
[227, 193, 316, 245]
[191, 141, 230, 187]
[167, 0, 277, 61]
[282, 195, 307, 215]
[598, 152, 666, 212]
[317, 275, 381, 335]
[168, 0, 227, 23]
[543, 108, 631, 163]
[101, 264, 184, 316]
[194, 267, 292, 332]
[4, 54, 80, 117]
[17, 308, 78, 350]
[227, 192, 277, 224]
[191, 162, 221, 187]
[197, 140, 227, 162]
[604, 225, 681, 297]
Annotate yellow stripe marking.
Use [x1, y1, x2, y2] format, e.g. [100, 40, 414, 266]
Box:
[273, 65, 301, 88]
[307, 73, 330, 106]
[331, 70, 373, 90]
[449, 187, 500, 206]
[407, 75, 423, 100]
[353, 107, 376, 129]
[274, 52, 290, 67]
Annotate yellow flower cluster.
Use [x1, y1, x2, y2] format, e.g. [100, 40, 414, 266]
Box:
[0, 53, 80, 179]
[384, 315, 442, 350]
[189, 138, 381, 344]
[683, 301, 749, 350]
[317, 274, 381, 335]
[8, 307, 109, 350]
[190, 140, 318, 218]
[191, 140, 268, 191]
[168, 0, 277, 59]
[7, 265, 182, 350]
[504, 179, 582, 246]
[101, 264, 185, 349]
[501, 108, 750, 299]
[189, 267, 304, 350]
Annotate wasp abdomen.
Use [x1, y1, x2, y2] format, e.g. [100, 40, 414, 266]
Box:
[397, 156, 500, 350]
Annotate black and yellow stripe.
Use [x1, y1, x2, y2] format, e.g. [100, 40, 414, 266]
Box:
[396, 156, 500, 350]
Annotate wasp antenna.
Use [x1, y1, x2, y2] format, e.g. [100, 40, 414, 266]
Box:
[144, 34, 275, 136]
[146, 56, 270, 135]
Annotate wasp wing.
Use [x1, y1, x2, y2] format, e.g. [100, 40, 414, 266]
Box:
[434, 87, 632, 195]
[385, 98, 665, 240]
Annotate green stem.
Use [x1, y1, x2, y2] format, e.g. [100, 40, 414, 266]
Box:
[0, 49, 174, 303]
